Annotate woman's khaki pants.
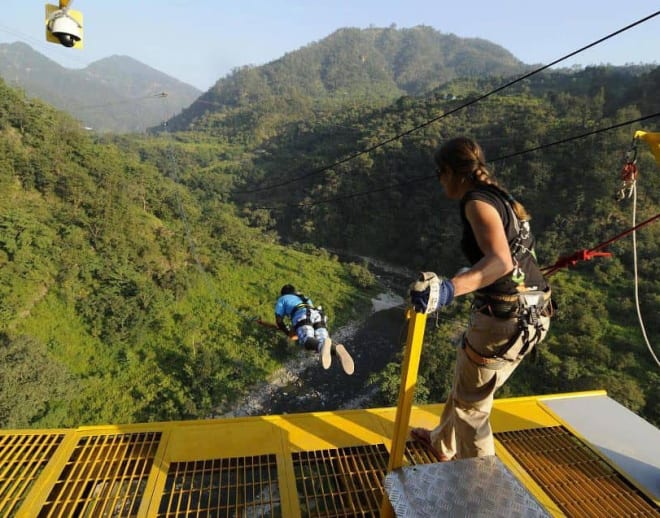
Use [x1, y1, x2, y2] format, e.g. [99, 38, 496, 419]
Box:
[429, 310, 550, 459]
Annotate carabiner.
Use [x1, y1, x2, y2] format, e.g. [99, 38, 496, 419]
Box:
[624, 135, 638, 165]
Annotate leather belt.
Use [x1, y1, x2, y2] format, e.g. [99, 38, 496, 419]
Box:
[462, 341, 502, 366]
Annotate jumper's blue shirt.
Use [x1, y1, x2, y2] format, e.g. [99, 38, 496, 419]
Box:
[275, 294, 314, 319]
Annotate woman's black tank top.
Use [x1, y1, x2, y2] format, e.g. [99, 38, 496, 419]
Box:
[460, 185, 548, 296]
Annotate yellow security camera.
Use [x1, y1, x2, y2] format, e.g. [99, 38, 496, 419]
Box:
[46, 3, 83, 49]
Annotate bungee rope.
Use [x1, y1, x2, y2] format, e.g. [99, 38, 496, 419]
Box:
[541, 131, 659, 367]
[625, 133, 659, 367]
[629, 183, 658, 367]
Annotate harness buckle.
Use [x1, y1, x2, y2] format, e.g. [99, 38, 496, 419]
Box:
[519, 290, 549, 325]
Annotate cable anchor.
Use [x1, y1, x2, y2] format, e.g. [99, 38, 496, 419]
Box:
[615, 136, 639, 201]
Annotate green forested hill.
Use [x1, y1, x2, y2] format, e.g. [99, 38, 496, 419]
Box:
[0, 79, 375, 428]
[1, 56, 659, 431]
[224, 64, 660, 425]
[0, 42, 201, 133]
[165, 25, 527, 135]
[234, 65, 659, 269]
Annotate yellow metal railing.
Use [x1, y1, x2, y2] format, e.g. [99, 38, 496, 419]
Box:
[380, 308, 427, 517]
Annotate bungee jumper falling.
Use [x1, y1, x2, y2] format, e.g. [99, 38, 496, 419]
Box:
[273, 284, 355, 375]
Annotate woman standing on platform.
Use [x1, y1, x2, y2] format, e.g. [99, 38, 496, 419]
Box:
[408, 136, 553, 460]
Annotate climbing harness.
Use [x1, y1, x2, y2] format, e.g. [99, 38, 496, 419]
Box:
[478, 186, 535, 286]
[499, 188, 534, 286]
[470, 289, 553, 365]
[461, 186, 552, 364]
[515, 290, 552, 358]
[291, 295, 328, 332]
[508, 213, 533, 286]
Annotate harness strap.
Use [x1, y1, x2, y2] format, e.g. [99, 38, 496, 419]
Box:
[495, 328, 524, 358]
[293, 317, 311, 330]
[291, 302, 311, 315]
[294, 319, 327, 331]
[463, 338, 506, 367]
[289, 293, 313, 318]
[466, 290, 552, 365]
[464, 326, 531, 367]
[292, 306, 327, 331]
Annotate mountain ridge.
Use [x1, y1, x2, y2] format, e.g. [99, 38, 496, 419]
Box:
[166, 25, 531, 133]
[1, 59, 658, 428]
[0, 41, 201, 133]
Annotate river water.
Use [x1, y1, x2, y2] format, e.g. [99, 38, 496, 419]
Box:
[221, 257, 416, 417]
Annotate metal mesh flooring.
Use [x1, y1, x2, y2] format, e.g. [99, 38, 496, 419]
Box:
[291, 442, 437, 517]
[40, 431, 161, 518]
[158, 454, 281, 517]
[496, 426, 660, 517]
[1, 397, 657, 517]
[0, 433, 65, 517]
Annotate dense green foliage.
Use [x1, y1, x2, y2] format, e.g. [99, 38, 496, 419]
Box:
[221, 64, 660, 425]
[165, 26, 527, 135]
[235, 65, 659, 266]
[0, 80, 376, 428]
[1, 27, 658, 430]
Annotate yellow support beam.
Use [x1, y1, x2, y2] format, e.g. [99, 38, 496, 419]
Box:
[635, 130, 660, 167]
[381, 308, 427, 517]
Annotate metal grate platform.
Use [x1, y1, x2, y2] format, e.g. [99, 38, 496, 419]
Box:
[293, 444, 388, 517]
[291, 442, 437, 517]
[158, 454, 281, 517]
[496, 426, 660, 517]
[0, 393, 657, 517]
[40, 431, 161, 517]
[0, 433, 65, 517]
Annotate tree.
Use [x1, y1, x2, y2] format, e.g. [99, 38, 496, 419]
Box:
[0, 334, 72, 428]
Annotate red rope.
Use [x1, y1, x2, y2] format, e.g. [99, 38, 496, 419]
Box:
[541, 213, 659, 276]
[621, 162, 638, 181]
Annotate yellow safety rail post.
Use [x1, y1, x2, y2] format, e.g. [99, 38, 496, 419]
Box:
[380, 308, 427, 517]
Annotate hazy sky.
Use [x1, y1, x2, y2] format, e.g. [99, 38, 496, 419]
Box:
[1, 1, 658, 91]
